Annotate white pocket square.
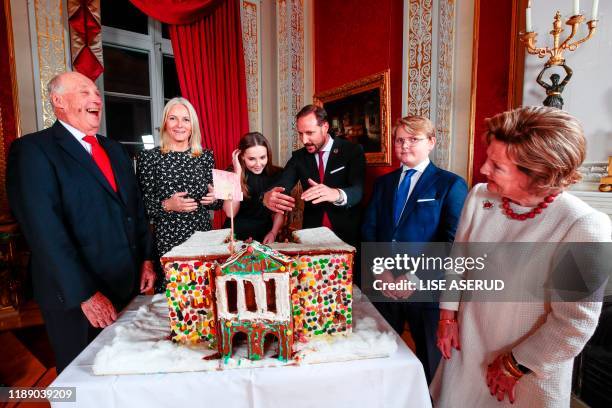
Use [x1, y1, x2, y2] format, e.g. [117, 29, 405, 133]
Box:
[329, 166, 345, 174]
[417, 198, 436, 202]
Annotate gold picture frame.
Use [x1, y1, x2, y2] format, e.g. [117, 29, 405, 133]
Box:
[314, 70, 392, 166]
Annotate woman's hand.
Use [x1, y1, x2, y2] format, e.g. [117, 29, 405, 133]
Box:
[262, 231, 277, 244]
[163, 192, 198, 212]
[436, 309, 460, 359]
[486, 354, 520, 403]
[231, 149, 242, 176]
[200, 184, 216, 206]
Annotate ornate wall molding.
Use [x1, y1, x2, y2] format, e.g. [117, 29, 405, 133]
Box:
[276, 0, 304, 165]
[29, 0, 69, 129]
[407, 0, 433, 118]
[432, 0, 454, 169]
[241, 0, 262, 132]
[402, 0, 456, 171]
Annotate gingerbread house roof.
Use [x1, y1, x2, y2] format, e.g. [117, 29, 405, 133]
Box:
[218, 242, 293, 276]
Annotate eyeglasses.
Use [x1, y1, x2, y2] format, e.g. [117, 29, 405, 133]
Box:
[394, 137, 428, 146]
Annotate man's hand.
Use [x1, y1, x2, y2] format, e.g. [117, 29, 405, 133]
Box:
[263, 187, 295, 214]
[378, 269, 398, 299]
[301, 178, 340, 204]
[392, 274, 414, 299]
[80, 292, 117, 328]
[140, 260, 156, 294]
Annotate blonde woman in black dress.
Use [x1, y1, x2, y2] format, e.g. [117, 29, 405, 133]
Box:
[223, 132, 284, 243]
[137, 97, 221, 291]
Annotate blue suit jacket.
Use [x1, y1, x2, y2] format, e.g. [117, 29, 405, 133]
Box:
[7, 121, 153, 311]
[362, 162, 468, 243]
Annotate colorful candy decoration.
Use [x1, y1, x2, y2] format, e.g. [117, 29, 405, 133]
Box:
[163, 260, 217, 346]
[290, 254, 353, 342]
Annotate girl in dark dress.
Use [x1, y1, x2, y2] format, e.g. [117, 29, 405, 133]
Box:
[223, 132, 284, 243]
[137, 97, 222, 292]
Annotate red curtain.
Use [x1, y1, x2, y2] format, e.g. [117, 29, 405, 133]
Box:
[128, 0, 223, 24]
[129, 0, 249, 228]
[68, 0, 104, 81]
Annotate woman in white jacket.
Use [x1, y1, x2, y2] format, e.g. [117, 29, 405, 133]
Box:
[431, 106, 611, 407]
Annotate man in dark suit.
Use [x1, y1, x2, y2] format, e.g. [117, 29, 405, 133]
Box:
[7, 71, 155, 373]
[362, 115, 468, 383]
[263, 105, 366, 247]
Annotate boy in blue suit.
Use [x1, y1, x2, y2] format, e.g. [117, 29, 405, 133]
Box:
[362, 115, 467, 383]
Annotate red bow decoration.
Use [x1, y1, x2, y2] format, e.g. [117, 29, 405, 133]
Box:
[68, 0, 104, 81]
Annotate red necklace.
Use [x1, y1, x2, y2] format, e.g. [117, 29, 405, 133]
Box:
[501, 194, 558, 221]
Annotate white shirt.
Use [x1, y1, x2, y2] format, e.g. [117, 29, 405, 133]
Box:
[314, 136, 347, 206]
[313, 135, 334, 169]
[59, 120, 92, 155]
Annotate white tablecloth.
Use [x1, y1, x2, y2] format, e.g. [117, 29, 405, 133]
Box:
[51, 291, 431, 408]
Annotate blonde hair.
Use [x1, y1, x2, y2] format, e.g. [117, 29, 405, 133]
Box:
[485, 106, 585, 194]
[159, 97, 203, 156]
[393, 115, 435, 139]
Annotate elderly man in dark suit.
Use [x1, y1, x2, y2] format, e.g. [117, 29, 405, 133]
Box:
[362, 115, 468, 383]
[263, 104, 366, 248]
[7, 71, 155, 373]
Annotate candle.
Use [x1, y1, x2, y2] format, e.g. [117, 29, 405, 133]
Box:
[526, 6, 533, 32]
[573, 0, 580, 16]
[592, 0, 599, 19]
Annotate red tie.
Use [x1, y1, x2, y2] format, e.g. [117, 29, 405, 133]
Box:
[317, 151, 332, 228]
[83, 135, 117, 192]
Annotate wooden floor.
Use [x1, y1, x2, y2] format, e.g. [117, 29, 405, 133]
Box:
[0, 301, 56, 408]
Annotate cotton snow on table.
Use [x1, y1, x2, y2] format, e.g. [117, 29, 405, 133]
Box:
[50, 288, 431, 408]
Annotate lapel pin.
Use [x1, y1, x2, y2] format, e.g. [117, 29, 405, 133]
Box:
[333, 148, 339, 154]
[482, 200, 494, 210]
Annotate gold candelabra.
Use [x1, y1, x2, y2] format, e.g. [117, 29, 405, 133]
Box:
[520, 10, 598, 66]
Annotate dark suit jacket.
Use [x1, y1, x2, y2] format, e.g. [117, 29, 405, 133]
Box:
[362, 162, 468, 243]
[7, 121, 153, 311]
[275, 137, 366, 244]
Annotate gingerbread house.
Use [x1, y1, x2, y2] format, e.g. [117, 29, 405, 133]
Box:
[160, 227, 355, 363]
[215, 243, 294, 361]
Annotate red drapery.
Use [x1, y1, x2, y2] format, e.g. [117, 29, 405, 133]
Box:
[128, 0, 223, 25]
[129, 0, 249, 228]
[68, 0, 104, 81]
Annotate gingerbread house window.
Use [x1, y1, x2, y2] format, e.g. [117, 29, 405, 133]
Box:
[244, 280, 257, 312]
[225, 279, 238, 313]
[264, 278, 277, 313]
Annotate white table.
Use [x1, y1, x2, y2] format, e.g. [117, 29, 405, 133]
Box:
[51, 291, 431, 408]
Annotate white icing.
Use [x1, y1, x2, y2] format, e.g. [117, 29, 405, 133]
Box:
[162, 229, 232, 258]
[162, 227, 355, 260]
[215, 273, 290, 322]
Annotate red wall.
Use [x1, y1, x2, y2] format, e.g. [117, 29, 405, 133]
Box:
[315, 0, 516, 190]
[472, 0, 514, 185]
[314, 0, 404, 200]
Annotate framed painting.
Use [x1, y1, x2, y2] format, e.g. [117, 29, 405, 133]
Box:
[314, 70, 391, 166]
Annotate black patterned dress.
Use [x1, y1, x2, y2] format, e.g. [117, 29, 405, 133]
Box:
[136, 147, 222, 291]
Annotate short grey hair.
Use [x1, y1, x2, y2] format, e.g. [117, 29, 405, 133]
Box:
[47, 74, 65, 105]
